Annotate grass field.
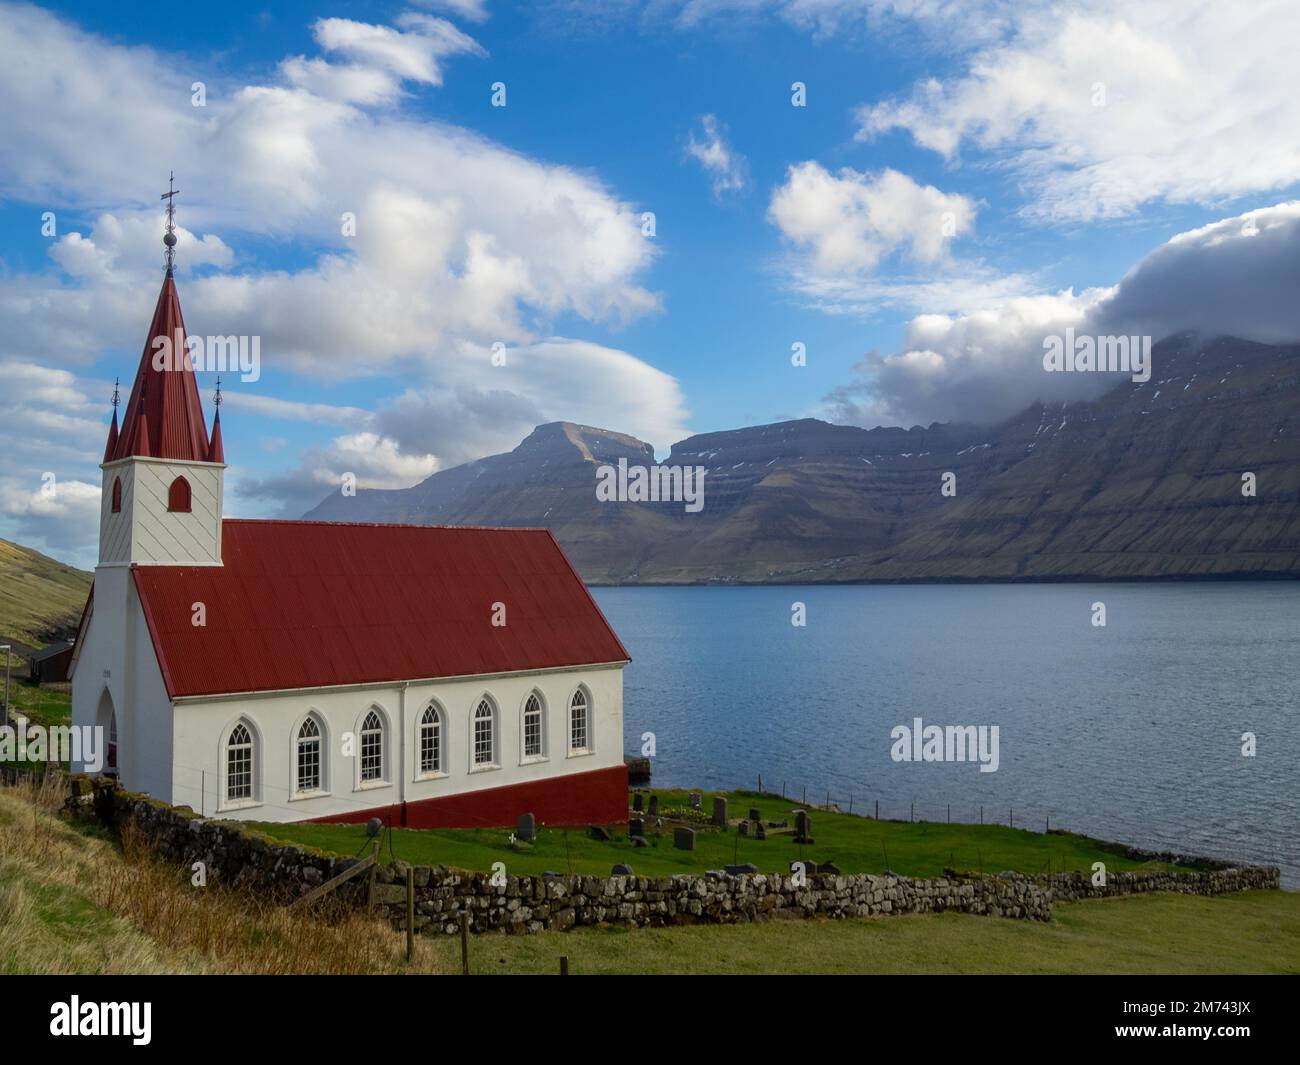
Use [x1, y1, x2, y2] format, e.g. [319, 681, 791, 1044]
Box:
[0, 538, 90, 648]
[250, 788, 1195, 880]
[2, 780, 1295, 974]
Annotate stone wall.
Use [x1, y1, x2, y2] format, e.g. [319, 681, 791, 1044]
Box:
[74, 780, 1280, 937]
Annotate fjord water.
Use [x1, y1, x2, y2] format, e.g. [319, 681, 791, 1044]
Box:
[595, 583, 1300, 884]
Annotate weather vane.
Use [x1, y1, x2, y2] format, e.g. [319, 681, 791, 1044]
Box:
[111, 376, 120, 411]
[213, 376, 222, 409]
[161, 171, 179, 273]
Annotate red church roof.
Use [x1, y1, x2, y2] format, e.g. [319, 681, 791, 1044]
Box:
[132, 520, 630, 698]
[110, 273, 212, 462]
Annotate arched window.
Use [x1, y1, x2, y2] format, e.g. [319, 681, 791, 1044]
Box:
[523, 693, 544, 759]
[111, 477, 122, 513]
[227, 722, 254, 802]
[360, 710, 385, 782]
[296, 716, 323, 794]
[473, 698, 495, 766]
[419, 704, 443, 775]
[569, 689, 590, 754]
[167, 475, 191, 512]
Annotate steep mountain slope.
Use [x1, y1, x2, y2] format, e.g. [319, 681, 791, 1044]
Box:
[0, 539, 92, 646]
[303, 336, 1300, 582]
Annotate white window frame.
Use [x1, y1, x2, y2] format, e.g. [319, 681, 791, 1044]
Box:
[291, 712, 328, 798]
[520, 690, 547, 764]
[417, 702, 446, 779]
[568, 686, 592, 757]
[220, 717, 261, 811]
[354, 707, 390, 791]
[471, 696, 498, 771]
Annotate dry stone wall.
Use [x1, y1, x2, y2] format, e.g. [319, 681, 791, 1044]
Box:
[74, 780, 1279, 936]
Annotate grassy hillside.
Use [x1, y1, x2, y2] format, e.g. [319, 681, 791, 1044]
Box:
[2, 780, 1295, 975]
[250, 789, 1196, 880]
[0, 538, 91, 647]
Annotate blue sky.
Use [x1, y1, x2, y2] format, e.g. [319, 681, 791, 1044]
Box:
[3, 0, 1300, 566]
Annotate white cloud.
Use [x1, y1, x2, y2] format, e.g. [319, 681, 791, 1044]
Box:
[685, 114, 748, 197]
[414, 0, 492, 24]
[856, 3, 1300, 221]
[825, 201, 1300, 427]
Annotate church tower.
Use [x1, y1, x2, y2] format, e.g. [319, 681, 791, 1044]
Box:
[98, 176, 225, 569]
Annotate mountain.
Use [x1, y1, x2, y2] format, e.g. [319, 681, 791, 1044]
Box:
[0, 539, 92, 647]
[303, 335, 1300, 583]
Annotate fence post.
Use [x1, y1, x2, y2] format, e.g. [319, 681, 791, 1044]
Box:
[406, 867, 415, 963]
[560, 956, 569, 976]
[1009, 807, 1014, 829]
[848, 794, 853, 815]
[875, 798, 879, 820]
[910, 799, 914, 823]
[802, 785, 806, 804]
[366, 840, 379, 914]
[980, 805, 983, 825]
[947, 803, 950, 824]
[460, 911, 470, 975]
[758, 773, 763, 794]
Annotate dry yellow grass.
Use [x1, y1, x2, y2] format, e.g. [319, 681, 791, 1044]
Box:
[0, 778, 442, 975]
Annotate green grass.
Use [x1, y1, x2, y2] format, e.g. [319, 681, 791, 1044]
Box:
[250, 788, 1194, 880]
[422, 889, 1300, 974]
[4, 677, 71, 729]
[0, 538, 90, 648]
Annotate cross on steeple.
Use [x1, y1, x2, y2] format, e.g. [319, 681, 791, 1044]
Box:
[213, 376, 222, 409]
[161, 172, 180, 274]
[111, 376, 120, 411]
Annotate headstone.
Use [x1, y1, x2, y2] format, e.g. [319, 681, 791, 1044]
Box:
[689, 792, 702, 809]
[673, 827, 695, 851]
[648, 794, 659, 817]
[515, 812, 535, 842]
[632, 793, 644, 812]
[748, 807, 761, 822]
[738, 820, 750, 837]
[819, 861, 841, 875]
[588, 824, 611, 841]
[632, 836, 649, 848]
[629, 817, 645, 839]
[791, 859, 818, 875]
[612, 863, 634, 875]
[755, 823, 767, 841]
[794, 810, 814, 844]
[725, 863, 759, 876]
[711, 796, 728, 827]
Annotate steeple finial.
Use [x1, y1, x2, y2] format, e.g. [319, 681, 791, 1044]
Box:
[161, 171, 180, 275]
[111, 376, 120, 411]
[213, 376, 222, 410]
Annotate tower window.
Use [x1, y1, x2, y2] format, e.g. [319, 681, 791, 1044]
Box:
[167, 476, 191, 512]
[111, 478, 122, 513]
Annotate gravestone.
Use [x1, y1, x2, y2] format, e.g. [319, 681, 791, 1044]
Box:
[588, 824, 611, 841]
[820, 861, 842, 875]
[632, 793, 644, 812]
[516, 812, 535, 842]
[725, 863, 758, 876]
[646, 794, 658, 817]
[738, 820, 750, 837]
[673, 827, 695, 851]
[689, 793, 702, 809]
[755, 823, 767, 841]
[712, 796, 728, 827]
[629, 817, 645, 839]
[632, 836, 649, 848]
[748, 807, 761, 822]
[794, 810, 814, 844]
[791, 859, 818, 875]
[612, 863, 634, 875]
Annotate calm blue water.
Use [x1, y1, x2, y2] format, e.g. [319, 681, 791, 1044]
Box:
[594, 583, 1300, 884]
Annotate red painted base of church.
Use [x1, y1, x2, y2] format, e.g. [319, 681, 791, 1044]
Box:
[307, 764, 629, 830]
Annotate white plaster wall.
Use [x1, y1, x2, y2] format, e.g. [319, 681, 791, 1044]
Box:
[100, 457, 224, 567]
[69, 570, 173, 801]
[170, 663, 625, 823]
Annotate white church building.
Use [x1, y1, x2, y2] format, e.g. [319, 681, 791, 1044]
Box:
[69, 204, 631, 830]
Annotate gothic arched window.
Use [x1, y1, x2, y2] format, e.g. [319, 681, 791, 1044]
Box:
[226, 721, 255, 802]
[523, 693, 544, 759]
[360, 709, 385, 782]
[167, 476, 191, 512]
[473, 698, 495, 766]
[111, 477, 122, 513]
[419, 704, 443, 775]
[569, 689, 590, 754]
[296, 715, 323, 794]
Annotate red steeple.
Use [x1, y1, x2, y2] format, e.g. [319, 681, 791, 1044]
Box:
[109, 272, 210, 462]
[102, 408, 119, 463]
[106, 175, 212, 464]
[207, 398, 225, 464]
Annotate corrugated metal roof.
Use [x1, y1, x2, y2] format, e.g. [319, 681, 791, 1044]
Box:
[131, 519, 630, 699]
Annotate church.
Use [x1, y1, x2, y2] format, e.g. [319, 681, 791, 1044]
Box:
[68, 190, 631, 830]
